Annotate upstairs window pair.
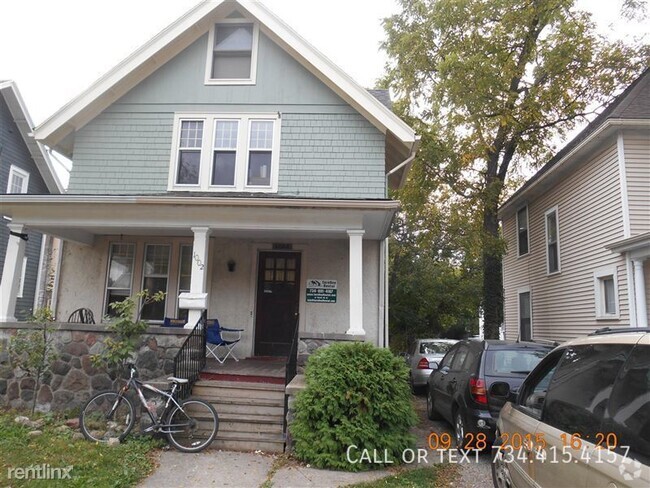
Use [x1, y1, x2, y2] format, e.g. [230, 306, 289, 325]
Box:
[171, 114, 279, 192]
[516, 205, 561, 275]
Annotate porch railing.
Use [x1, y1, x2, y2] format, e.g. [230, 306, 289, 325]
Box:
[173, 311, 207, 399]
[283, 314, 300, 441]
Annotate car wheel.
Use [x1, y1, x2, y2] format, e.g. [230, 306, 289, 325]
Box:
[426, 388, 441, 420]
[491, 433, 512, 488]
[454, 409, 466, 449]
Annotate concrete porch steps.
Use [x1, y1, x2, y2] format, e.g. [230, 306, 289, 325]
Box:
[192, 378, 286, 453]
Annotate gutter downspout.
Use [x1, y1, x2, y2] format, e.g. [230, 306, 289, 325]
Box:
[385, 136, 421, 192]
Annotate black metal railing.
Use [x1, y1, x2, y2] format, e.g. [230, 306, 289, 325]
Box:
[173, 311, 207, 399]
[284, 313, 301, 387]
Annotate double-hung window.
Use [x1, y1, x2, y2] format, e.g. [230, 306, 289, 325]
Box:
[7, 165, 30, 194]
[140, 244, 171, 321]
[545, 207, 561, 274]
[518, 288, 532, 341]
[169, 113, 280, 193]
[205, 21, 259, 84]
[594, 266, 619, 319]
[105, 243, 135, 316]
[516, 206, 529, 256]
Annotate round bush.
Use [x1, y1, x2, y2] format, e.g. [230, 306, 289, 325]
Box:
[290, 342, 417, 471]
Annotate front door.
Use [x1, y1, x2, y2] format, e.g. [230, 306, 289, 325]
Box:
[254, 251, 301, 357]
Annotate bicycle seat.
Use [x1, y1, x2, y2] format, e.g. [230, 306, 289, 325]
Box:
[167, 377, 189, 384]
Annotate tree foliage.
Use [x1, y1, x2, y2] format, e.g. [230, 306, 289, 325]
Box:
[383, 0, 649, 337]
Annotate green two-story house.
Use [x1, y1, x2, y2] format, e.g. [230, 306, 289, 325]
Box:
[0, 0, 418, 358]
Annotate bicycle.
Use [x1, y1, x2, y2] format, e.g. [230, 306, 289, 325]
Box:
[79, 363, 218, 453]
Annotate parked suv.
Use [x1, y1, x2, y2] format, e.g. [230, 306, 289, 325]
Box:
[426, 340, 552, 448]
[407, 338, 458, 394]
[491, 328, 650, 488]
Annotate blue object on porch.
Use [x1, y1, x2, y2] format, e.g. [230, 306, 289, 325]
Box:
[206, 319, 243, 364]
[163, 317, 187, 327]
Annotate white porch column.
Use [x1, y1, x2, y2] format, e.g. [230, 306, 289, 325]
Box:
[347, 230, 365, 335]
[184, 227, 211, 329]
[0, 224, 28, 322]
[633, 259, 648, 328]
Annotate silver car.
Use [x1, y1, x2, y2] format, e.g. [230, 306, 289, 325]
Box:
[408, 338, 458, 394]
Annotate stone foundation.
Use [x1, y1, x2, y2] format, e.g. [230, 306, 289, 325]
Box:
[0, 323, 189, 413]
[297, 332, 365, 374]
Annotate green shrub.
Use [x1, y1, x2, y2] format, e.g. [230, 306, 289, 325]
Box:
[290, 342, 417, 471]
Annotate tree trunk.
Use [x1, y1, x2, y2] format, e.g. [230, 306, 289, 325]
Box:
[482, 190, 504, 340]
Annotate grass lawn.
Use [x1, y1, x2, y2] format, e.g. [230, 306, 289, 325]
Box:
[347, 464, 458, 488]
[0, 410, 161, 487]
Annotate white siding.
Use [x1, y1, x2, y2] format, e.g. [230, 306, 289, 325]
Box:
[624, 129, 650, 236]
[503, 138, 630, 342]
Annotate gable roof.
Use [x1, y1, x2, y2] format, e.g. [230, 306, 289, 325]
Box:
[0, 81, 63, 194]
[33, 0, 418, 180]
[499, 68, 650, 219]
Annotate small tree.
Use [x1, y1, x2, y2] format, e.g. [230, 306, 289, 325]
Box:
[92, 290, 165, 377]
[9, 308, 57, 414]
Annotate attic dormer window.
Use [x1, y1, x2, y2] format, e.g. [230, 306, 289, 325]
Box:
[206, 21, 259, 85]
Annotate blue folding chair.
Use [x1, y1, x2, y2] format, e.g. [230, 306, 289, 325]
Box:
[206, 319, 243, 364]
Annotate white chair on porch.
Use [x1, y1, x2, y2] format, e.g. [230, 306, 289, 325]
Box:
[206, 319, 243, 364]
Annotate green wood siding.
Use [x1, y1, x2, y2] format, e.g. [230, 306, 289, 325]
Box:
[68, 32, 386, 198]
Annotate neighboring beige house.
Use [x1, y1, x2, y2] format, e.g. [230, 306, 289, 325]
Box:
[499, 69, 650, 343]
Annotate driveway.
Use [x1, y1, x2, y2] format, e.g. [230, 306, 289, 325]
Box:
[410, 394, 492, 487]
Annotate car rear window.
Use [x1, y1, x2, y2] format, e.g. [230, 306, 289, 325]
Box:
[420, 341, 455, 355]
[486, 349, 549, 375]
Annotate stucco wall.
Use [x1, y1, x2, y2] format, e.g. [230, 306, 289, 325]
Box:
[55, 236, 383, 357]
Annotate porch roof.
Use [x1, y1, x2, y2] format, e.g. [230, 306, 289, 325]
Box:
[1, 194, 399, 244]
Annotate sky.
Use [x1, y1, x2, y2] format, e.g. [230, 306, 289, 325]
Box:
[0, 0, 646, 183]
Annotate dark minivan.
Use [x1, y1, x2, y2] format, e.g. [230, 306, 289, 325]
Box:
[426, 340, 552, 448]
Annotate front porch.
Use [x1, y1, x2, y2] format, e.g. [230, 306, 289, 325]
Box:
[0, 195, 396, 353]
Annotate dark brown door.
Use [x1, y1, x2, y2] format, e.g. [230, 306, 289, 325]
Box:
[254, 251, 301, 357]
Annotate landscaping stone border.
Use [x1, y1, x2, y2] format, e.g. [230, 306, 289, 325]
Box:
[0, 322, 190, 413]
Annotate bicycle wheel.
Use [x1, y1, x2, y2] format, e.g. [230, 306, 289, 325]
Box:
[165, 398, 219, 453]
[80, 392, 135, 443]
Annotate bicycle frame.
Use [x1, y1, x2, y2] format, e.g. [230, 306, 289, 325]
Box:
[111, 367, 195, 435]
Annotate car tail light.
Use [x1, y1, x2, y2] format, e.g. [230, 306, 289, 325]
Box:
[417, 358, 431, 369]
[469, 377, 488, 405]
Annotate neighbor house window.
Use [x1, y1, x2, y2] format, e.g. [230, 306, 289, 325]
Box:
[105, 243, 135, 316]
[7, 165, 30, 194]
[17, 257, 27, 298]
[140, 244, 171, 321]
[518, 289, 532, 341]
[206, 22, 258, 84]
[169, 113, 280, 192]
[545, 207, 560, 274]
[177, 245, 192, 321]
[594, 266, 619, 319]
[517, 206, 529, 256]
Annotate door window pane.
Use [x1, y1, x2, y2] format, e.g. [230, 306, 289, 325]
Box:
[542, 344, 632, 438]
[141, 245, 170, 321]
[105, 243, 135, 316]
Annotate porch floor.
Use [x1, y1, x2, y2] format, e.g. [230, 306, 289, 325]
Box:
[200, 357, 286, 384]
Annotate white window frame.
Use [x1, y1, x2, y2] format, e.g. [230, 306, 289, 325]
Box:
[168, 113, 281, 193]
[594, 266, 620, 319]
[544, 206, 561, 275]
[204, 19, 259, 86]
[517, 286, 533, 341]
[7, 165, 30, 194]
[17, 257, 28, 298]
[516, 205, 529, 257]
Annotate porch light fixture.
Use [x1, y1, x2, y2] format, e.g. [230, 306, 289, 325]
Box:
[227, 259, 236, 272]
